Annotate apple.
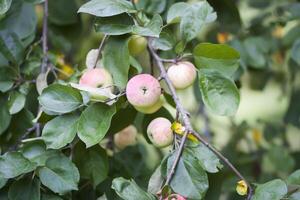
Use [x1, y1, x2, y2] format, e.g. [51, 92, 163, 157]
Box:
[114, 125, 138, 150]
[79, 68, 113, 89]
[71, 68, 115, 102]
[85, 49, 101, 69]
[134, 95, 164, 114]
[147, 117, 173, 148]
[164, 194, 186, 200]
[128, 35, 148, 56]
[167, 61, 197, 89]
[126, 74, 161, 111]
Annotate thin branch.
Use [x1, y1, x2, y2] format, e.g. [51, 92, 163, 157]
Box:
[41, 0, 48, 73]
[190, 129, 253, 199]
[148, 40, 253, 200]
[93, 34, 109, 68]
[36, 0, 49, 137]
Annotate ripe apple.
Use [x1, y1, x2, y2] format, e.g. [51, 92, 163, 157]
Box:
[72, 68, 115, 102]
[79, 68, 113, 89]
[126, 74, 161, 112]
[147, 117, 173, 148]
[167, 61, 197, 89]
[128, 35, 148, 56]
[134, 95, 164, 114]
[114, 125, 138, 150]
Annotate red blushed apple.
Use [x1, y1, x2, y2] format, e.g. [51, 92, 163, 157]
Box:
[167, 61, 197, 89]
[147, 117, 173, 148]
[79, 68, 113, 88]
[126, 74, 161, 112]
[114, 125, 138, 150]
[134, 95, 164, 114]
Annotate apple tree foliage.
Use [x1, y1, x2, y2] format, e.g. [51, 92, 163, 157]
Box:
[0, 0, 300, 200]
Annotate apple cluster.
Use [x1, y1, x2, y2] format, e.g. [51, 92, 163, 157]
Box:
[125, 60, 196, 148]
[76, 41, 197, 149]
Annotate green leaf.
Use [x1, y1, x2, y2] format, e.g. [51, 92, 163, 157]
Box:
[290, 192, 300, 200]
[0, 67, 16, 92]
[198, 69, 240, 116]
[74, 143, 109, 187]
[48, 0, 78, 25]
[136, 0, 166, 14]
[0, 2, 37, 40]
[287, 170, 300, 185]
[8, 178, 40, 200]
[184, 144, 221, 173]
[39, 84, 83, 114]
[167, 2, 189, 24]
[77, 103, 116, 147]
[20, 141, 60, 166]
[130, 56, 143, 73]
[148, 166, 163, 195]
[78, 0, 135, 17]
[95, 14, 134, 35]
[150, 32, 175, 51]
[252, 179, 287, 200]
[108, 104, 137, 134]
[166, 150, 209, 199]
[132, 14, 163, 37]
[243, 37, 269, 69]
[180, 2, 216, 42]
[103, 37, 130, 88]
[41, 193, 63, 200]
[193, 43, 240, 77]
[0, 32, 24, 64]
[38, 154, 79, 195]
[262, 146, 295, 174]
[42, 114, 79, 149]
[291, 39, 300, 65]
[0, 101, 11, 135]
[112, 177, 156, 200]
[8, 91, 26, 114]
[0, 152, 36, 178]
[0, 177, 7, 189]
[0, 0, 12, 15]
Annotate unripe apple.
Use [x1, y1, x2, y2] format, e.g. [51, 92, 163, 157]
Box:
[85, 49, 101, 69]
[79, 68, 113, 88]
[167, 61, 197, 89]
[114, 125, 138, 150]
[128, 35, 148, 56]
[147, 117, 173, 148]
[164, 194, 186, 200]
[134, 95, 163, 114]
[126, 74, 161, 109]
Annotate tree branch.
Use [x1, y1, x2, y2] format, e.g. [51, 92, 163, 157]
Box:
[41, 0, 48, 73]
[93, 34, 109, 68]
[36, 0, 49, 137]
[148, 40, 253, 200]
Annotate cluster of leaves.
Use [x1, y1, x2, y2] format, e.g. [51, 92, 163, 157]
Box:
[0, 0, 300, 200]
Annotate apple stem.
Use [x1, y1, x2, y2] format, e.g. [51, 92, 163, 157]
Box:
[148, 39, 253, 200]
